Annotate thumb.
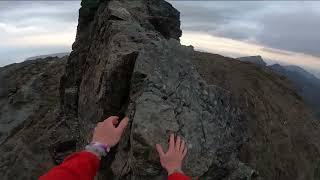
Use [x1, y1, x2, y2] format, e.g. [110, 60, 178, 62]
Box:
[117, 117, 129, 133]
[156, 144, 165, 157]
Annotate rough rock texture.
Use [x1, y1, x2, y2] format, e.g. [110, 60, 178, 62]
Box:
[0, 57, 66, 179]
[1, 0, 320, 180]
[110, 39, 250, 179]
[59, 0, 183, 160]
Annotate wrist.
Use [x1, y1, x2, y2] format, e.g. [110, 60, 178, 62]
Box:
[85, 142, 110, 158]
[90, 141, 111, 152]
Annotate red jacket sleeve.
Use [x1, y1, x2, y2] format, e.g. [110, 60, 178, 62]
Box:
[39, 151, 100, 180]
[168, 172, 192, 180]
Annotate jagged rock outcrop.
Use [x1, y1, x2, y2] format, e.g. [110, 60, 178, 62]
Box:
[58, 0, 252, 179]
[57, 0, 320, 179]
[1, 0, 320, 180]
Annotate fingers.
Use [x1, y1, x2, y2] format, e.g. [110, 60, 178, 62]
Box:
[156, 144, 165, 157]
[182, 145, 188, 158]
[117, 117, 129, 133]
[168, 133, 175, 151]
[176, 135, 181, 151]
[180, 140, 185, 153]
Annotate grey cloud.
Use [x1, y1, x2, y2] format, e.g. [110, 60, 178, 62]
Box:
[261, 47, 293, 56]
[257, 9, 320, 57]
[172, 1, 320, 57]
[170, 3, 228, 25]
[0, 1, 80, 65]
[0, 2, 80, 25]
[171, 1, 265, 30]
[212, 21, 261, 41]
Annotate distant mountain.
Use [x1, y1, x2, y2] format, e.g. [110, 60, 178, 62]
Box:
[238, 56, 320, 119]
[285, 65, 319, 80]
[237, 55, 267, 67]
[25, 52, 70, 61]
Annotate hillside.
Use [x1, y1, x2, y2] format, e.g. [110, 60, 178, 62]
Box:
[193, 52, 320, 180]
[0, 56, 66, 178]
[0, 0, 320, 180]
[25, 52, 70, 61]
[238, 56, 320, 119]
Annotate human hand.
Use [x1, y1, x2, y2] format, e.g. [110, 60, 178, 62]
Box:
[92, 116, 129, 148]
[156, 134, 188, 175]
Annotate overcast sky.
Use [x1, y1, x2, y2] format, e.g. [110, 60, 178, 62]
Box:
[0, 1, 80, 65]
[0, 1, 320, 77]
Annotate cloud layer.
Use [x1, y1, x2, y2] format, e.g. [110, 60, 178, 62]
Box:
[0, 1, 80, 66]
[171, 1, 320, 57]
[0, 1, 319, 78]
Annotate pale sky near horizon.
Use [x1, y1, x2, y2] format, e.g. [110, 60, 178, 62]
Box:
[0, 1, 320, 77]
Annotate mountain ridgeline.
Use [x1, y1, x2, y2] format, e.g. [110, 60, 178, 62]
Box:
[0, 1, 320, 180]
[238, 56, 320, 119]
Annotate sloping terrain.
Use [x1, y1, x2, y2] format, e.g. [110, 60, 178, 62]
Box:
[193, 52, 320, 180]
[0, 57, 66, 179]
[270, 64, 320, 119]
[238, 56, 320, 119]
[25, 52, 70, 61]
[0, 0, 320, 180]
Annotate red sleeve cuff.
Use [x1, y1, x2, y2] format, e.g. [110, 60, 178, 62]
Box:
[40, 151, 101, 180]
[64, 151, 100, 163]
[168, 172, 192, 180]
[64, 151, 101, 177]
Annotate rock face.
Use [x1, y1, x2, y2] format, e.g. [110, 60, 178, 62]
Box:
[58, 0, 183, 160]
[0, 57, 66, 179]
[1, 0, 320, 180]
[110, 39, 249, 179]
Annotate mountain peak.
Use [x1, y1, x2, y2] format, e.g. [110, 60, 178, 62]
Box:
[284, 65, 319, 80]
[237, 55, 267, 66]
